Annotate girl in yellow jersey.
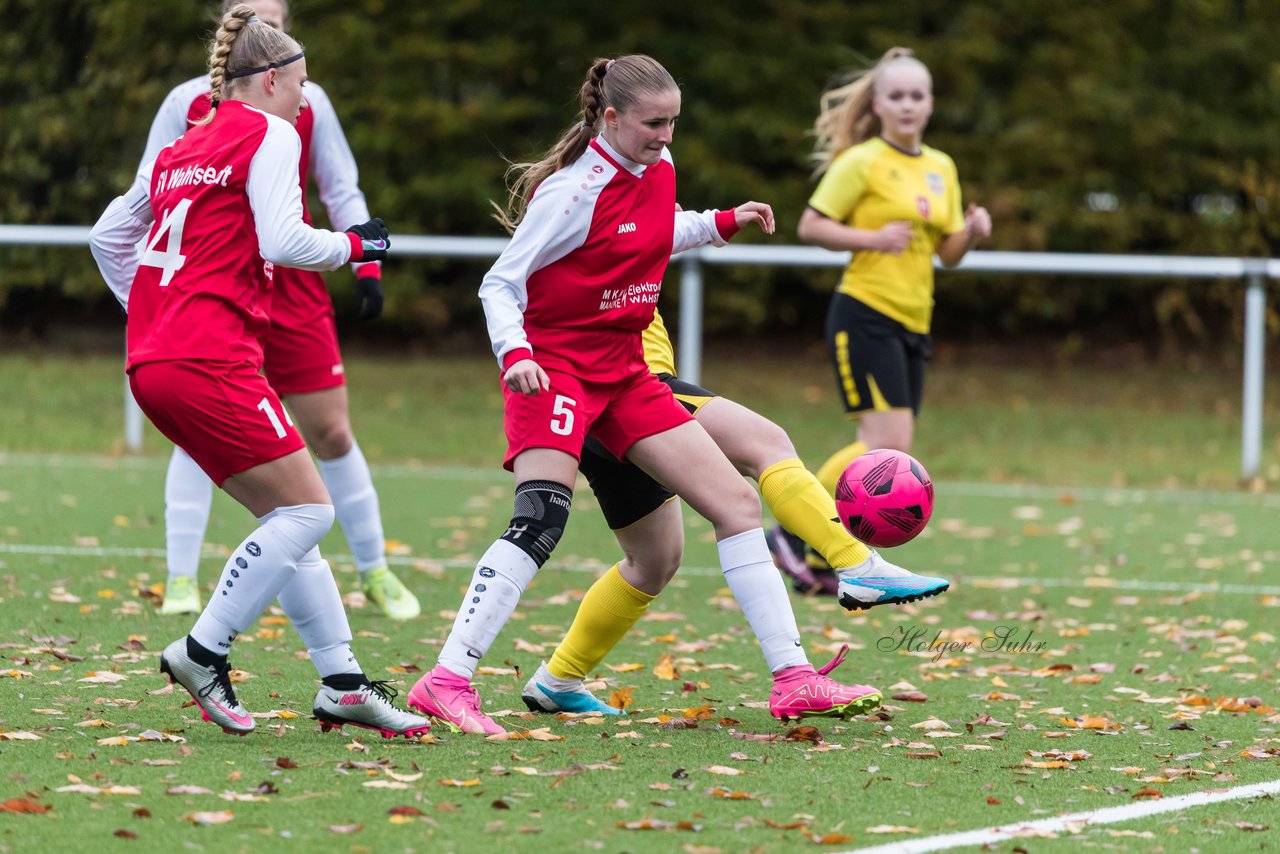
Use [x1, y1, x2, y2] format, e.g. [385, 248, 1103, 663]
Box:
[798, 47, 991, 493]
[519, 302, 948, 717]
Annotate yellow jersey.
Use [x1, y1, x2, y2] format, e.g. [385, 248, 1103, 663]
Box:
[807, 137, 965, 333]
[641, 308, 677, 376]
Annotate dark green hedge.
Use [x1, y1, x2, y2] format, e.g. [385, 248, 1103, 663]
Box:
[4, 0, 1278, 348]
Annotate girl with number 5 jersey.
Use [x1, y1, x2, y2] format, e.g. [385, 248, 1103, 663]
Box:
[89, 5, 429, 740]
[406, 54, 882, 735]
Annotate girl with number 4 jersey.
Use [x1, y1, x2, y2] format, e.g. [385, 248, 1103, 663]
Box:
[90, 5, 429, 740]
[140, 0, 419, 622]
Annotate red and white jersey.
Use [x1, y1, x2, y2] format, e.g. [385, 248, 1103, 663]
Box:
[90, 100, 362, 370]
[481, 136, 738, 384]
[140, 75, 373, 236]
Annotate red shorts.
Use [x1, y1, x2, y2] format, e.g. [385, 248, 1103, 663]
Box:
[130, 359, 306, 486]
[502, 368, 693, 470]
[263, 266, 345, 395]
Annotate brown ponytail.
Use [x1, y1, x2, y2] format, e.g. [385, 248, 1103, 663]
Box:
[493, 54, 677, 232]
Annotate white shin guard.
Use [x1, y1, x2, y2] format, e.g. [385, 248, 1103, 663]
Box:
[277, 548, 359, 677]
[189, 503, 335, 655]
[164, 446, 213, 579]
[437, 539, 539, 679]
[719, 528, 808, 673]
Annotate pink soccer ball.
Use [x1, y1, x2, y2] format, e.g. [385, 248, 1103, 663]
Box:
[835, 449, 934, 547]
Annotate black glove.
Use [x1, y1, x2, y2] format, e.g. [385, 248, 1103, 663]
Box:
[346, 217, 390, 262]
[355, 275, 384, 320]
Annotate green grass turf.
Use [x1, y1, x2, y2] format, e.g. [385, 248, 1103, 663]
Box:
[1, 350, 1278, 852]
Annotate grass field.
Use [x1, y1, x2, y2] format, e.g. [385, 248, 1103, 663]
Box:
[2, 349, 1278, 852]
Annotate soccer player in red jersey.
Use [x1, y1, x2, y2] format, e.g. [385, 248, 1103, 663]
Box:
[406, 55, 882, 734]
[90, 5, 429, 739]
[140, 0, 418, 621]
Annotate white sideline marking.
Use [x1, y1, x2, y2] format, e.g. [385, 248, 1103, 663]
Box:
[2, 451, 1277, 507]
[841, 777, 1280, 853]
[3, 542, 1280, 596]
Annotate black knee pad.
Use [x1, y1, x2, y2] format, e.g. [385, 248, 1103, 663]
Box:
[500, 480, 572, 567]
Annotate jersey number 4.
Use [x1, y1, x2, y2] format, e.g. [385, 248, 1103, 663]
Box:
[140, 199, 193, 288]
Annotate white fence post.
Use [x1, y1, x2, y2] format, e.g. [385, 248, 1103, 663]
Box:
[677, 255, 704, 385]
[1241, 263, 1267, 483]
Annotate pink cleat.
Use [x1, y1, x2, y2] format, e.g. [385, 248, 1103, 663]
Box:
[768, 644, 882, 722]
[407, 665, 506, 735]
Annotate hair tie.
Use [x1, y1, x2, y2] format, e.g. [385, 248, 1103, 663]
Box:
[225, 50, 304, 80]
[247, 14, 260, 24]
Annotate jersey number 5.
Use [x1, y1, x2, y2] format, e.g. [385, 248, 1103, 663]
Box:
[549, 395, 577, 436]
[140, 199, 193, 288]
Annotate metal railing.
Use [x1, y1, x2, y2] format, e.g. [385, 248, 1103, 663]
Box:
[1, 224, 1273, 480]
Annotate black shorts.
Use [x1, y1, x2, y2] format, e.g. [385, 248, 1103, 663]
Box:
[826, 293, 932, 417]
[578, 374, 717, 530]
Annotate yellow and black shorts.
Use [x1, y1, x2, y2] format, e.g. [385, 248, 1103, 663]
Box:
[826, 293, 931, 417]
[578, 373, 717, 530]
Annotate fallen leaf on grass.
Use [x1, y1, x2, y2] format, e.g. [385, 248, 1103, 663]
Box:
[704, 766, 744, 776]
[484, 727, 564, 742]
[185, 810, 234, 825]
[388, 806, 425, 817]
[327, 824, 363, 833]
[1, 798, 50, 814]
[1057, 715, 1119, 730]
[0, 732, 42, 741]
[1132, 788, 1162, 800]
[167, 785, 214, 795]
[78, 671, 126, 684]
[609, 687, 635, 710]
[363, 781, 410, 790]
[1236, 822, 1269, 832]
[606, 663, 646, 672]
[653, 655, 680, 680]
[892, 691, 928, 703]
[707, 788, 754, 800]
[866, 825, 921, 834]
[440, 779, 481, 787]
[617, 818, 702, 831]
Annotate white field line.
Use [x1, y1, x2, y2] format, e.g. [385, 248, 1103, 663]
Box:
[2, 451, 1278, 508]
[842, 777, 1280, 854]
[3, 542, 1280, 596]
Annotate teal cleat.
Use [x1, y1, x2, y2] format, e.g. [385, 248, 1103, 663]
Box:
[521, 662, 623, 716]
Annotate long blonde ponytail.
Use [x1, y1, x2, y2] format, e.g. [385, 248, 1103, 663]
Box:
[810, 47, 929, 176]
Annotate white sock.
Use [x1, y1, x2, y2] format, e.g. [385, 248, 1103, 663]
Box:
[438, 539, 539, 679]
[316, 441, 385, 572]
[165, 447, 212, 580]
[719, 528, 808, 673]
[838, 550, 915, 580]
[189, 504, 335, 655]
[277, 548, 360, 677]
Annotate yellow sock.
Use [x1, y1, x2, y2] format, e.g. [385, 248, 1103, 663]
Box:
[815, 441, 868, 497]
[760, 458, 870, 569]
[546, 564, 655, 681]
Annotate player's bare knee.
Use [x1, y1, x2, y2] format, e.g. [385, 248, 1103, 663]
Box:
[747, 420, 797, 479]
[308, 423, 354, 460]
[709, 481, 761, 536]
